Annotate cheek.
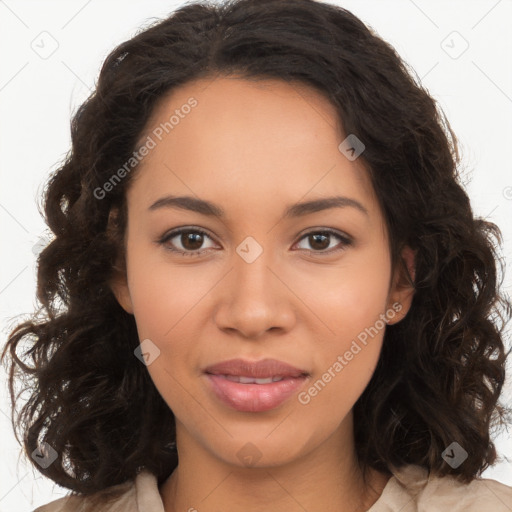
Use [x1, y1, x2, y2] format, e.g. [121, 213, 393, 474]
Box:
[292, 245, 390, 408]
[126, 241, 216, 340]
[292, 245, 391, 340]
[297, 336, 382, 436]
[125, 246, 217, 402]
[126, 257, 202, 414]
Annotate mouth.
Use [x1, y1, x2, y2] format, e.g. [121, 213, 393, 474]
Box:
[203, 358, 310, 412]
[203, 357, 309, 378]
[219, 375, 292, 384]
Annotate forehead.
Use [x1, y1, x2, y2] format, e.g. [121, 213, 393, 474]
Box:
[128, 76, 377, 216]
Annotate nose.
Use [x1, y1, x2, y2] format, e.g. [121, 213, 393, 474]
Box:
[213, 249, 296, 339]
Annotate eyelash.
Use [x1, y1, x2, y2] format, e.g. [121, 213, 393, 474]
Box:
[157, 227, 353, 257]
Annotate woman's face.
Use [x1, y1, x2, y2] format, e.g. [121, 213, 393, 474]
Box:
[111, 76, 414, 468]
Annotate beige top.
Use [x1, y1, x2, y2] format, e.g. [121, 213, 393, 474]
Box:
[33, 464, 512, 512]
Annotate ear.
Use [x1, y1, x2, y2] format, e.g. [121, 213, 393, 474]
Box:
[109, 272, 134, 315]
[386, 245, 416, 325]
[106, 207, 134, 315]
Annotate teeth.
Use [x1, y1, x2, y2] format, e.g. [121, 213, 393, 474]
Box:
[224, 374, 241, 382]
[223, 375, 285, 384]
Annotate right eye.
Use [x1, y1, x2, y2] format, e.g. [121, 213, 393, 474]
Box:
[158, 227, 219, 256]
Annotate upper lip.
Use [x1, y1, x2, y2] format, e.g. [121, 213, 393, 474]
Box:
[203, 358, 309, 378]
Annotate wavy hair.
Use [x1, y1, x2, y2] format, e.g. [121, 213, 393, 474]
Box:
[2, 0, 511, 502]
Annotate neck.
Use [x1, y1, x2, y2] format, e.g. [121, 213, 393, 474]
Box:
[159, 414, 390, 512]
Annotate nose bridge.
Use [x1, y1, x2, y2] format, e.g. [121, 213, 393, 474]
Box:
[214, 235, 295, 337]
[231, 235, 277, 305]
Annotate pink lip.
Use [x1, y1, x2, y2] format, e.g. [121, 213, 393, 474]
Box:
[203, 358, 309, 412]
[205, 374, 308, 412]
[203, 358, 308, 378]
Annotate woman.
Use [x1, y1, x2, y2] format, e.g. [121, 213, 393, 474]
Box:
[3, 0, 511, 510]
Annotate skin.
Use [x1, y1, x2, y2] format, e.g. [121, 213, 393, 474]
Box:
[110, 75, 415, 512]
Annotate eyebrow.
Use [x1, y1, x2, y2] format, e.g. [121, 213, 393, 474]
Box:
[148, 194, 369, 218]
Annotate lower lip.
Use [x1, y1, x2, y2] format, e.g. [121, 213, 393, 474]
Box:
[205, 374, 308, 412]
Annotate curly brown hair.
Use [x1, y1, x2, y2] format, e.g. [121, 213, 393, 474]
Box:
[2, 0, 511, 502]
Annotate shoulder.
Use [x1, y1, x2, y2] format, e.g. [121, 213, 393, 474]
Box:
[423, 471, 512, 512]
[372, 464, 512, 512]
[32, 470, 161, 512]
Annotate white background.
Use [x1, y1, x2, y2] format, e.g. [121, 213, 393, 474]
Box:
[1, 0, 511, 510]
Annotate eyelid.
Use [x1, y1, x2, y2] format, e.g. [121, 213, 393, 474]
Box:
[293, 228, 353, 253]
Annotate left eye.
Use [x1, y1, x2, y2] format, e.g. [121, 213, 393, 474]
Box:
[294, 230, 352, 253]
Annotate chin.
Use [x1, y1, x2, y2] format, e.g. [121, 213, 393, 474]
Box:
[204, 426, 321, 469]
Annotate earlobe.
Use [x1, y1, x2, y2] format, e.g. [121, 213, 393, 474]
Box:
[386, 245, 416, 325]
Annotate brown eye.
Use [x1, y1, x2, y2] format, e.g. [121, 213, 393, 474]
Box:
[308, 233, 330, 251]
[159, 228, 217, 256]
[295, 230, 352, 254]
[180, 232, 205, 251]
